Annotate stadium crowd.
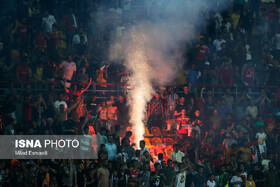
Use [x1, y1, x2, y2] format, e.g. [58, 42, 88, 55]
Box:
[0, 0, 280, 186]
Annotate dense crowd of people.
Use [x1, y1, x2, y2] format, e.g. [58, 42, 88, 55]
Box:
[0, 0, 280, 186]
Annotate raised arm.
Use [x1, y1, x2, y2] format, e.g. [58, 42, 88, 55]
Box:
[67, 98, 81, 113]
[81, 78, 92, 94]
[200, 87, 206, 103]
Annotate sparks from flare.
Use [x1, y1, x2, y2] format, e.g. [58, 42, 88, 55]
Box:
[125, 30, 154, 149]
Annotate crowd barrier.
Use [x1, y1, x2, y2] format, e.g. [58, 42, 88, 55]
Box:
[0, 81, 278, 100]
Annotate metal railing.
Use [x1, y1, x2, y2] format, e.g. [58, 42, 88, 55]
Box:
[0, 81, 278, 100]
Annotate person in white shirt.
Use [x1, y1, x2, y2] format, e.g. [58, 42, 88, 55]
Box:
[230, 171, 243, 187]
[73, 28, 88, 45]
[213, 34, 226, 51]
[207, 174, 217, 187]
[174, 163, 187, 187]
[255, 126, 267, 154]
[97, 127, 108, 151]
[171, 144, 185, 163]
[59, 55, 77, 88]
[105, 135, 117, 161]
[54, 93, 68, 111]
[140, 140, 150, 156]
[42, 10, 56, 33]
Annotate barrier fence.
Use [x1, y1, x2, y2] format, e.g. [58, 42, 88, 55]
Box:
[0, 81, 278, 100]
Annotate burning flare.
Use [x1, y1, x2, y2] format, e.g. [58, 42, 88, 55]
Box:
[125, 31, 154, 148]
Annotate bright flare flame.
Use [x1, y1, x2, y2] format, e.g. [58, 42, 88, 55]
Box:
[126, 32, 154, 149]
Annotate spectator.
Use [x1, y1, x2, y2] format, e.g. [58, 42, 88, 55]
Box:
[117, 163, 128, 186]
[59, 55, 77, 88]
[255, 126, 267, 156]
[139, 164, 151, 187]
[246, 99, 258, 120]
[149, 163, 165, 187]
[62, 160, 77, 187]
[105, 134, 117, 161]
[174, 163, 187, 187]
[213, 34, 226, 51]
[42, 10, 56, 33]
[121, 138, 135, 160]
[219, 59, 234, 87]
[64, 8, 78, 50]
[216, 98, 230, 120]
[97, 159, 110, 187]
[242, 61, 255, 87]
[252, 164, 266, 187]
[148, 93, 164, 130]
[54, 93, 68, 111]
[171, 144, 185, 164]
[162, 159, 175, 187]
[140, 140, 150, 157]
[230, 170, 243, 187]
[16, 57, 32, 82]
[265, 162, 279, 187]
[195, 38, 209, 64]
[222, 88, 234, 112]
[245, 174, 255, 187]
[186, 64, 198, 85]
[73, 27, 88, 46]
[206, 174, 216, 187]
[192, 166, 207, 187]
[76, 161, 86, 187]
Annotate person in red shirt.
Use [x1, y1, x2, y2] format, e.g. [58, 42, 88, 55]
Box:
[16, 58, 31, 82]
[64, 78, 92, 102]
[22, 93, 35, 124]
[128, 160, 140, 187]
[219, 59, 233, 86]
[64, 8, 78, 50]
[201, 136, 216, 161]
[35, 30, 47, 52]
[242, 60, 255, 87]
[195, 38, 209, 62]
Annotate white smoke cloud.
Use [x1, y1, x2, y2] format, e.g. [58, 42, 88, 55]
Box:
[104, 0, 230, 147]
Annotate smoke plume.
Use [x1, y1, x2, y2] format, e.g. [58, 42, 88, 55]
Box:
[102, 0, 230, 147]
